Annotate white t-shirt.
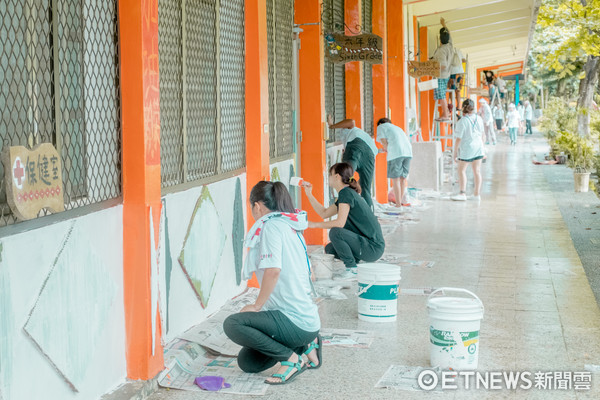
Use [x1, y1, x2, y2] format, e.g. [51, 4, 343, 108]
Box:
[455, 113, 485, 160]
[493, 107, 504, 120]
[376, 123, 412, 160]
[478, 103, 493, 124]
[449, 48, 464, 75]
[525, 104, 533, 120]
[341, 127, 379, 157]
[432, 43, 454, 79]
[506, 110, 521, 128]
[255, 218, 320, 332]
[517, 105, 525, 119]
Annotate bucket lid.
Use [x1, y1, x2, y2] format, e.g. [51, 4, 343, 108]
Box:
[427, 297, 483, 314]
[358, 263, 401, 280]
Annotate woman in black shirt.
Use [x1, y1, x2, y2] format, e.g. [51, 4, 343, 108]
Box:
[303, 162, 385, 270]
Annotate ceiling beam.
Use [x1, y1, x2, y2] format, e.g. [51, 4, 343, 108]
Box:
[409, 0, 531, 18]
[417, 0, 531, 25]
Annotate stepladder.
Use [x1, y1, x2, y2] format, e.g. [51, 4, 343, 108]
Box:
[430, 89, 458, 186]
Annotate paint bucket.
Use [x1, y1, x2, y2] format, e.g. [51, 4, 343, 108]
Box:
[427, 288, 484, 370]
[357, 263, 401, 322]
[309, 254, 334, 280]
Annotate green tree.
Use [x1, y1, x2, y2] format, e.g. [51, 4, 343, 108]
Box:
[537, 0, 600, 137]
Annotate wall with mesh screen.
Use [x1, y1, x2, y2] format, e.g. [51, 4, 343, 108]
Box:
[267, 0, 294, 160]
[0, 0, 121, 226]
[362, 0, 374, 136]
[159, 0, 246, 189]
[323, 0, 346, 143]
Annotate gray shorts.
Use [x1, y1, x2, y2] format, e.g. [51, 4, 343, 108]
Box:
[388, 157, 411, 178]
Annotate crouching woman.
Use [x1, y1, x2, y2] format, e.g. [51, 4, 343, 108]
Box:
[223, 181, 321, 385]
[303, 162, 385, 270]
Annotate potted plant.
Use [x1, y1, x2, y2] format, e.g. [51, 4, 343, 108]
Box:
[565, 135, 595, 192]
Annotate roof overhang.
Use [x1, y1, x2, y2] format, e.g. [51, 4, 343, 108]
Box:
[407, 0, 541, 86]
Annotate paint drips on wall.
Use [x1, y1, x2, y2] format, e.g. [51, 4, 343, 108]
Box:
[232, 178, 244, 286]
[179, 186, 227, 308]
[23, 222, 117, 392]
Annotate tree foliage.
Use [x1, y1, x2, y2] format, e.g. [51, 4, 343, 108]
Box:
[536, 0, 600, 78]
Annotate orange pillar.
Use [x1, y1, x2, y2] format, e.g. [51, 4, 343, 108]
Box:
[413, 16, 419, 125]
[245, 0, 270, 286]
[297, 0, 327, 245]
[345, 0, 363, 125]
[119, 0, 164, 379]
[373, 0, 388, 203]
[419, 25, 431, 141]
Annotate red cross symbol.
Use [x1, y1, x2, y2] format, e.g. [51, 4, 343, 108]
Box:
[13, 159, 25, 186]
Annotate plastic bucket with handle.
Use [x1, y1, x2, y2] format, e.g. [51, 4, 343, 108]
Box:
[427, 288, 484, 370]
[357, 263, 401, 322]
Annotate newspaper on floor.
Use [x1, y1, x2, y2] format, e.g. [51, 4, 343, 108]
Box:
[179, 288, 260, 356]
[320, 328, 374, 348]
[313, 284, 347, 300]
[158, 339, 268, 395]
[376, 254, 434, 268]
[375, 365, 442, 392]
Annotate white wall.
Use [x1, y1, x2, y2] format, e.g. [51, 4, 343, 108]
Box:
[0, 206, 126, 400]
[161, 174, 248, 344]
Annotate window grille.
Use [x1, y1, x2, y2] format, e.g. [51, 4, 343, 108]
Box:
[0, 0, 121, 227]
[323, 0, 346, 143]
[267, 0, 294, 160]
[362, 0, 374, 135]
[158, 0, 246, 189]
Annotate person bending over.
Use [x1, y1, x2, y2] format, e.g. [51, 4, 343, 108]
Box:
[223, 181, 321, 385]
[302, 162, 385, 271]
[328, 116, 378, 209]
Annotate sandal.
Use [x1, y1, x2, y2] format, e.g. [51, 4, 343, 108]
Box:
[264, 359, 305, 385]
[303, 335, 322, 369]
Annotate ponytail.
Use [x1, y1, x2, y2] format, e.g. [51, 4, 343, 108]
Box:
[329, 162, 362, 194]
[249, 181, 295, 213]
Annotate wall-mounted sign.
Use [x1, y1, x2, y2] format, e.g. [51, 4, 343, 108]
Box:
[1, 143, 64, 221]
[468, 87, 489, 96]
[325, 33, 383, 64]
[408, 60, 441, 78]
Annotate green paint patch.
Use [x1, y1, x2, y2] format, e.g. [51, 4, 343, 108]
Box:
[232, 178, 244, 285]
[271, 167, 281, 182]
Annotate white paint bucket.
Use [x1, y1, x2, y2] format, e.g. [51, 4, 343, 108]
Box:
[357, 263, 401, 322]
[427, 288, 484, 370]
[309, 254, 334, 280]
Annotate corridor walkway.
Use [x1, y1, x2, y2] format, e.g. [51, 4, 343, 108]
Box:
[149, 133, 600, 399]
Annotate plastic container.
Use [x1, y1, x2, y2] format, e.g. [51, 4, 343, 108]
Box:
[357, 263, 401, 322]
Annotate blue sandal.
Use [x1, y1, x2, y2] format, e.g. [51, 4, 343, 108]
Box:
[264, 359, 306, 385]
[303, 335, 322, 369]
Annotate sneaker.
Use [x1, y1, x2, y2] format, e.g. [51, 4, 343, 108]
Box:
[469, 195, 481, 201]
[451, 193, 467, 201]
[401, 203, 411, 207]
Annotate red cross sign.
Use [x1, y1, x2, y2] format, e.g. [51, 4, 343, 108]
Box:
[12, 157, 26, 189]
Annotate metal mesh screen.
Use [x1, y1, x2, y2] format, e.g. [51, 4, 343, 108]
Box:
[267, 0, 294, 159]
[362, 0, 374, 135]
[219, 0, 246, 172]
[159, 0, 246, 188]
[323, 0, 345, 143]
[0, 0, 121, 227]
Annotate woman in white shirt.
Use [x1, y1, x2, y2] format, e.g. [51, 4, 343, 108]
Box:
[224, 181, 321, 385]
[506, 103, 521, 145]
[451, 99, 485, 201]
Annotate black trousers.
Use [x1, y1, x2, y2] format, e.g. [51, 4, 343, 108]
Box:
[526, 119, 532, 135]
[223, 310, 318, 373]
[325, 227, 384, 268]
[342, 139, 375, 209]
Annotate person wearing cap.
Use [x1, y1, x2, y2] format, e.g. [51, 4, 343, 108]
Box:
[451, 99, 485, 202]
[327, 115, 378, 209]
[506, 103, 521, 145]
[431, 18, 454, 121]
[478, 98, 495, 145]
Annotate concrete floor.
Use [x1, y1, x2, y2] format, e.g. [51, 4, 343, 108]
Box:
[148, 133, 600, 399]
